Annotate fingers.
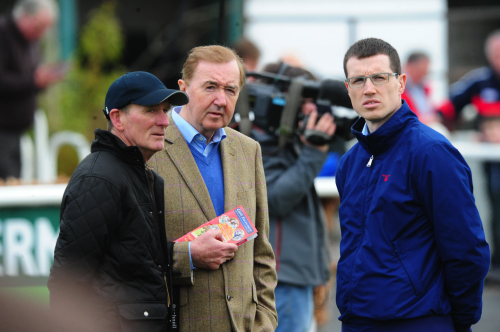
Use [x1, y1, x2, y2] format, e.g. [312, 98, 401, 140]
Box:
[207, 247, 237, 269]
[211, 229, 224, 242]
[300, 112, 336, 151]
[34, 67, 63, 88]
[306, 110, 319, 130]
[225, 251, 236, 261]
[320, 119, 336, 137]
[315, 113, 336, 136]
[315, 112, 333, 128]
[225, 243, 238, 253]
[190, 230, 239, 270]
[301, 100, 317, 116]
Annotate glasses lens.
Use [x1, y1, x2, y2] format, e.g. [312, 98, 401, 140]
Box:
[349, 77, 365, 88]
[371, 73, 390, 85]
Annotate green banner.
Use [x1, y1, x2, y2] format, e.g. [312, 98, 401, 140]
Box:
[0, 206, 60, 288]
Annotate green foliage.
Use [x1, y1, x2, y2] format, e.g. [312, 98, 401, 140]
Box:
[58, 1, 125, 141]
[80, 2, 123, 69]
[57, 144, 80, 178]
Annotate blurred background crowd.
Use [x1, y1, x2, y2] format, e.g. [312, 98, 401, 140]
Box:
[0, 0, 500, 331]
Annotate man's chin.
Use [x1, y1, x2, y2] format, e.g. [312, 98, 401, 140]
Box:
[204, 120, 228, 131]
[148, 143, 165, 152]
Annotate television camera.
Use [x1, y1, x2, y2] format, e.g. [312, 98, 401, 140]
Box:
[233, 70, 359, 150]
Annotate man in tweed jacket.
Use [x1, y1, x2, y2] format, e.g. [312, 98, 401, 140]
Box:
[148, 45, 278, 331]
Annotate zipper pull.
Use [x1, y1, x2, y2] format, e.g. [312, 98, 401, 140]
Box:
[366, 155, 374, 167]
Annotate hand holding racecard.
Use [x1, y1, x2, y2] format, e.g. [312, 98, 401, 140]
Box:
[175, 206, 258, 246]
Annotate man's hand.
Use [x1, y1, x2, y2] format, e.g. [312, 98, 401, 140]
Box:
[301, 109, 337, 152]
[190, 230, 238, 270]
[34, 64, 65, 89]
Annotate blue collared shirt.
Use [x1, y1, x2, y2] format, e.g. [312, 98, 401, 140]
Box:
[171, 107, 227, 269]
[171, 107, 226, 158]
[362, 123, 370, 136]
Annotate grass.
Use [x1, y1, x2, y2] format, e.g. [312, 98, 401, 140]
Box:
[1, 286, 50, 308]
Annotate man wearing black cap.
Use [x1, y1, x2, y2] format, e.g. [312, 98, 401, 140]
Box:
[48, 71, 189, 332]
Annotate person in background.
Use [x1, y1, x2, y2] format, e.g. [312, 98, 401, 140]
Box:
[254, 61, 334, 332]
[233, 37, 261, 72]
[0, 0, 63, 180]
[439, 30, 500, 127]
[482, 116, 500, 281]
[401, 51, 436, 124]
[439, 29, 500, 280]
[336, 37, 490, 332]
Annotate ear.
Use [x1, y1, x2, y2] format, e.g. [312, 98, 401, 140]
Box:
[109, 108, 124, 131]
[398, 73, 407, 95]
[344, 81, 350, 92]
[178, 79, 188, 92]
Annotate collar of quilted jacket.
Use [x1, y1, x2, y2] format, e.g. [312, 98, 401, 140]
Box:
[91, 128, 147, 166]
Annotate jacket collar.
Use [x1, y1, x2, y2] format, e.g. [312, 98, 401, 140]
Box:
[91, 129, 145, 165]
[162, 113, 239, 221]
[351, 100, 418, 155]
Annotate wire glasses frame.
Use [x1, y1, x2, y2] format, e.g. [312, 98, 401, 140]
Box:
[345, 73, 399, 88]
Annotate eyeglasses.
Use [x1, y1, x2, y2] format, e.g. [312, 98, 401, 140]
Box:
[345, 73, 399, 88]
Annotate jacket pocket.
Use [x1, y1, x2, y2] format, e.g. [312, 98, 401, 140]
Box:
[393, 240, 423, 297]
[117, 302, 167, 332]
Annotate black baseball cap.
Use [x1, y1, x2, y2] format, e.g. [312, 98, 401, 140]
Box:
[103, 71, 189, 119]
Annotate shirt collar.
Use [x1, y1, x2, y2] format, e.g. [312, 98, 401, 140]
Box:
[362, 123, 370, 136]
[172, 106, 226, 144]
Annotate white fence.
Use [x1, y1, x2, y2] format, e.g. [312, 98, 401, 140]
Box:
[7, 112, 500, 250]
[20, 110, 90, 184]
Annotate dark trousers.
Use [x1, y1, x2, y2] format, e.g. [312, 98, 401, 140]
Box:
[341, 315, 457, 332]
[0, 131, 21, 180]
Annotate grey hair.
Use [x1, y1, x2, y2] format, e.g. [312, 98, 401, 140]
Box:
[485, 29, 500, 58]
[406, 51, 429, 64]
[107, 104, 133, 131]
[13, 0, 59, 21]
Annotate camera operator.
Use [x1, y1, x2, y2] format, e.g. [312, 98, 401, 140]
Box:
[252, 63, 334, 332]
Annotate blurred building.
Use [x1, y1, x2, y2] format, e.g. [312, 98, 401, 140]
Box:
[448, 1, 500, 84]
[244, 0, 449, 105]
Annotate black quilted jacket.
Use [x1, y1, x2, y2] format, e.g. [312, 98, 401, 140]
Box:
[48, 129, 174, 332]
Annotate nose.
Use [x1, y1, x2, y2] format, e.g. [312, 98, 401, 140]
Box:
[157, 111, 169, 127]
[363, 78, 376, 94]
[213, 88, 227, 107]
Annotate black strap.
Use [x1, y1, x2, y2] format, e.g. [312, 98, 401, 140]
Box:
[170, 287, 180, 331]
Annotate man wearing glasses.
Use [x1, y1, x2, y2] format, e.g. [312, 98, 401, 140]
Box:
[335, 38, 490, 332]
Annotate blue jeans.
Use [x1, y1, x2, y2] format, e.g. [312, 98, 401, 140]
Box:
[275, 282, 313, 332]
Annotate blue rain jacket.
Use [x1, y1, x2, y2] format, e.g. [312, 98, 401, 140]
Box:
[335, 101, 490, 329]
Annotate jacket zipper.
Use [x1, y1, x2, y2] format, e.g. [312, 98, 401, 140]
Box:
[366, 155, 374, 167]
[145, 166, 171, 310]
[348, 153, 374, 314]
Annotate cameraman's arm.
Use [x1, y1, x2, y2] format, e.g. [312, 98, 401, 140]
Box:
[263, 112, 335, 218]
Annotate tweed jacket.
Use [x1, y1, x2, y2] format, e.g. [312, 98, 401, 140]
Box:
[148, 113, 278, 332]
